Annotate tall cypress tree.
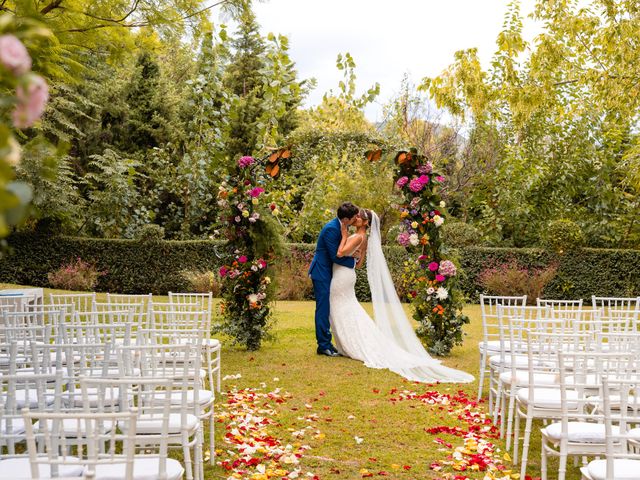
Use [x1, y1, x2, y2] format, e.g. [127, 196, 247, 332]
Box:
[224, 9, 266, 160]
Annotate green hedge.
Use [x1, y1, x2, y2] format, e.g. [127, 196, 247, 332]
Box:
[459, 247, 640, 301]
[1, 234, 639, 301]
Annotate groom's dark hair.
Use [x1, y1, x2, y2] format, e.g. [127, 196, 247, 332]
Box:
[337, 202, 359, 220]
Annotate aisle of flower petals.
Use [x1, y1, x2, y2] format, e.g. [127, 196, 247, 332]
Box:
[391, 386, 538, 480]
[215, 381, 540, 480]
[216, 384, 319, 480]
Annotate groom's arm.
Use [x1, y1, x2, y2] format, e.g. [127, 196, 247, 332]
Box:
[324, 226, 356, 269]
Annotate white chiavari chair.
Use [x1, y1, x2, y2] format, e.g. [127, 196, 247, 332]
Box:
[84, 374, 199, 480]
[541, 351, 636, 480]
[0, 371, 64, 456]
[168, 292, 221, 396]
[478, 294, 527, 407]
[581, 377, 640, 480]
[496, 306, 558, 450]
[537, 298, 584, 309]
[119, 343, 211, 479]
[21, 408, 142, 480]
[49, 293, 96, 314]
[514, 329, 586, 477]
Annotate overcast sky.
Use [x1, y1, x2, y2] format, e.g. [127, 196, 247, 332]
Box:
[219, 0, 541, 120]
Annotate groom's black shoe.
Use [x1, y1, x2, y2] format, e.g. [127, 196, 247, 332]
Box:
[317, 347, 339, 357]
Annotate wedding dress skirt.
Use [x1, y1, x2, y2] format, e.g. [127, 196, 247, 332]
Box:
[329, 265, 474, 383]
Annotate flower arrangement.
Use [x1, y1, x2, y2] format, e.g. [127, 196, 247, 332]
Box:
[393, 149, 469, 355]
[216, 155, 282, 350]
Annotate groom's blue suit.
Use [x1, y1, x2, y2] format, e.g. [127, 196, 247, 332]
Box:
[309, 218, 356, 351]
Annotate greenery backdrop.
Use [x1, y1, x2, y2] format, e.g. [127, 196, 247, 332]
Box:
[2, 0, 638, 252]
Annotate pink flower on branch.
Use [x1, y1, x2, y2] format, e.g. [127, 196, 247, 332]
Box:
[237, 156, 255, 168]
[12, 74, 49, 129]
[0, 35, 32, 75]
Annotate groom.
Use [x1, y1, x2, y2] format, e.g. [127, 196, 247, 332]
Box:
[308, 202, 360, 357]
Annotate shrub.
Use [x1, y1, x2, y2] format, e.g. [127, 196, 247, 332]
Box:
[543, 219, 584, 253]
[275, 246, 314, 301]
[441, 221, 482, 248]
[478, 259, 558, 304]
[182, 270, 220, 296]
[136, 224, 165, 243]
[47, 257, 104, 291]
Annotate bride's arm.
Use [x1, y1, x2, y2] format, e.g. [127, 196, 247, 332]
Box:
[337, 223, 363, 257]
[355, 237, 368, 269]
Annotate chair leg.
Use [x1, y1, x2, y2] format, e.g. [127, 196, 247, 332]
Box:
[519, 413, 534, 479]
[506, 388, 516, 452]
[494, 380, 503, 427]
[513, 409, 520, 466]
[541, 442, 548, 480]
[478, 352, 486, 401]
[209, 412, 215, 465]
[558, 449, 568, 480]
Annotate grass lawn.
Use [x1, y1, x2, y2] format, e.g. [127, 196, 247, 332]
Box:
[0, 283, 582, 479]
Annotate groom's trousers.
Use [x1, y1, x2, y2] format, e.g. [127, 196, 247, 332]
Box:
[312, 278, 333, 351]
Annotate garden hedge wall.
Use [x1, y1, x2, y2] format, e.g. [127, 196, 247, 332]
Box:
[1, 233, 639, 301]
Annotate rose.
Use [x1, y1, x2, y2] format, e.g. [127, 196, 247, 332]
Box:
[219, 266, 228, 277]
[418, 175, 430, 184]
[435, 274, 446, 282]
[439, 201, 446, 208]
[395, 176, 409, 188]
[258, 259, 267, 269]
[249, 187, 265, 198]
[408, 178, 424, 193]
[411, 221, 418, 229]
[428, 262, 439, 272]
[234, 216, 241, 223]
[409, 233, 419, 246]
[0, 35, 32, 75]
[237, 156, 255, 168]
[269, 203, 276, 211]
[12, 74, 49, 129]
[238, 255, 248, 264]
[242, 210, 250, 218]
[433, 215, 444, 227]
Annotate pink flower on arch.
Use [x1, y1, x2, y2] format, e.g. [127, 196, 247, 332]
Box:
[238, 255, 248, 264]
[395, 176, 409, 188]
[428, 262, 439, 272]
[249, 187, 265, 198]
[439, 260, 457, 277]
[435, 274, 446, 282]
[238, 156, 255, 168]
[408, 178, 424, 193]
[418, 175, 430, 185]
[435, 175, 445, 183]
[219, 266, 228, 277]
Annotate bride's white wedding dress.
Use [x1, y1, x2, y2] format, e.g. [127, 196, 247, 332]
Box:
[329, 213, 473, 384]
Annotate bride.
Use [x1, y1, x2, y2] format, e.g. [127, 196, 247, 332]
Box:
[329, 209, 473, 383]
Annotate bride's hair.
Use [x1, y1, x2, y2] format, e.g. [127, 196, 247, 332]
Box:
[359, 208, 373, 228]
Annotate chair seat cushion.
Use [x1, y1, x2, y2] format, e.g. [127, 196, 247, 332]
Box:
[517, 387, 579, 409]
[542, 421, 618, 443]
[0, 456, 85, 478]
[4, 389, 57, 408]
[489, 354, 553, 368]
[0, 417, 26, 435]
[94, 456, 184, 480]
[499, 371, 557, 386]
[118, 413, 199, 434]
[171, 389, 214, 406]
[586, 459, 640, 480]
